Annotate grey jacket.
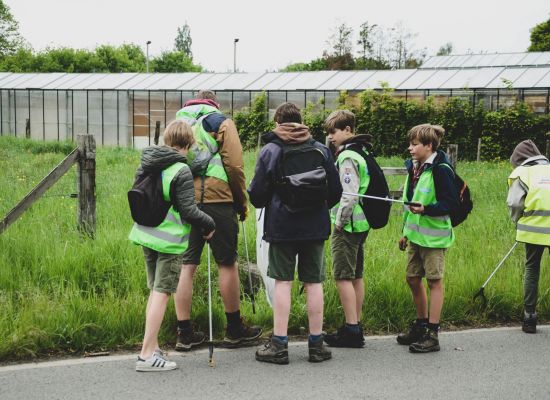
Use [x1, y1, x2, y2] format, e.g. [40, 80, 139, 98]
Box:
[137, 146, 215, 233]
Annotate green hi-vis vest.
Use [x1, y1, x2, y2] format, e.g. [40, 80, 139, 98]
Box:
[176, 104, 228, 183]
[508, 164, 550, 246]
[331, 149, 371, 232]
[403, 165, 454, 248]
[128, 163, 192, 254]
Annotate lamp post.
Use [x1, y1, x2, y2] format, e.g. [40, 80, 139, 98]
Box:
[233, 38, 239, 73]
[146, 40, 151, 73]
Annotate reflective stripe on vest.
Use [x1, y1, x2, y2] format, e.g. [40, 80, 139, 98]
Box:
[403, 167, 455, 248]
[331, 149, 370, 233]
[129, 162, 192, 254]
[176, 104, 228, 183]
[508, 164, 550, 246]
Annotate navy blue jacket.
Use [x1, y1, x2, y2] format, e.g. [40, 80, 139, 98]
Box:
[248, 132, 342, 243]
[404, 150, 460, 216]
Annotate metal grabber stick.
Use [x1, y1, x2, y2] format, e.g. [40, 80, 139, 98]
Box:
[341, 192, 421, 207]
[207, 242, 215, 367]
[473, 241, 519, 306]
[241, 220, 256, 314]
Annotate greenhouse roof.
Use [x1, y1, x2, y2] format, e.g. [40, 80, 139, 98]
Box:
[0, 52, 549, 92]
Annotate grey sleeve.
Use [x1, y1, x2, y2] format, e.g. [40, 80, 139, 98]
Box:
[172, 166, 215, 232]
[506, 178, 527, 224]
[335, 158, 360, 227]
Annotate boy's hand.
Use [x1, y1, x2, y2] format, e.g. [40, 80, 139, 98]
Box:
[203, 230, 215, 240]
[398, 237, 408, 251]
[238, 205, 248, 222]
[409, 204, 425, 214]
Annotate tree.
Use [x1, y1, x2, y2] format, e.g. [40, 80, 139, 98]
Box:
[437, 42, 453, 56]
[328, 23, 353, 57]
[528, 17, 550, 51]
[357, 21, 377, 61]
[387, 22, 425, 69]
[175, 22, 193, 58]
[152, 50, 202, 72]
[0, 1, 24, 58]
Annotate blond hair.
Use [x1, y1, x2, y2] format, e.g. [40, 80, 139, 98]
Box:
[163, 120, 195, 149]
[324, 109, 355, 133]
[407, 124, 445, 150]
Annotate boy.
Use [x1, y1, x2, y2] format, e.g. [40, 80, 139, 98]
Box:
[248, 102, 342, 364]
[397, 124, 459, 353]
[507, 139, 550, 333]
[324, 110, 370, 348]
[129, 120, 215, 371]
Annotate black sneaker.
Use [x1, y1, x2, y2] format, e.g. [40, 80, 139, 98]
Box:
[522, 312, 537, 334]
[255, 336, 289, 365]
[308, 335, 332, 363]
[396, 320, 425, 345]
[223, 318, 263, 348]
[175, 327, 205, 352]
[409, 328, 440, 353]
[324, 325, 365, 348]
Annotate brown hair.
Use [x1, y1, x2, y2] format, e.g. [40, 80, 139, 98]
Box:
[274, 102, 302, 124]
[195, 90, 218, 102]
[324, 109, 355, 133]
[163, 120, 195, 149]
[407, 124, 445, 150]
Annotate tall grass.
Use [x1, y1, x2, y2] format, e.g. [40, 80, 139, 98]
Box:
[0, 136, 548, 360]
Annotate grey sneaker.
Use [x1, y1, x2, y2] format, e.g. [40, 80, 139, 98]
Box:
[255, 336, 289, 365]
[409, 328, 440, 353]
[522, 312, 537, 334]
[135, 353, 177, 372]
[308, 335, 332, 363]
[175, 327, 205, 351]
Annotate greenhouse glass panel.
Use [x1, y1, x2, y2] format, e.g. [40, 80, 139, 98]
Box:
[0, 73, 13, 85]
[497, 89, 518, 110]
[5, 74, 35, 89]
[44, 91, 58, 141]
[58, 91, 71, 141]
[69, 74, 106, 90]
[263, 73, 301, 90]
[428, 90, 451, 106]
[0, 90, 9, 135]
[397, 70, 436, 90]
[146, 73, 199, 90]
[166, 91, 182, 124]
[72, 91, 87, 140]
[533, 69, 550, 88]
[211, 72, 265, 90]
[488, 68, 528, 88]
[518, 52, 543, 66]
[317, 71, 359, 90]
[118, 91, 131, 147]
[178, 73, 215, 90]
[7, 90, 15, 135]
[339, 71, 375, 90]
[216, 91, 232, 114]
[475, 90, 498, 110]
[535, 53, 550, 65]
[306, 91, 324, 112]
[405, 90, 426, 103]
[88, 91, 102, 144]
[14, 90, 29, 137]
[233, 91, 250, 111]
[280, 71, 337, 90]
[102, 91, 118, 146]
[133, 91, 150, 148]
[197, 74, 232, 91]
[507, 53, 531, 65]
[181, 91, 194, 104]
[268, 92, 286, 116]
[287, 91, 305, 109]
[149, 91, 165, 140]
[13, 73, 65, 89]
[359, 70, 415, 89]
[130, 74, 169, 90]
[41, 74, 81, 90]
[116, 74, 152, 90]
[445, 55, 470, 68]
[419, 57, 439, 69]
[418, 70, 459, 89]
[523, 90, 548, 114]
[245, 73, 281, 90]
[324, 91, 339, 109]
[85, 73, 137, 90]
[513, 68, 550, 88]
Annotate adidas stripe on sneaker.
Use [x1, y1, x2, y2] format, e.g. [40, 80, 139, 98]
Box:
[135, 353, 177, 372]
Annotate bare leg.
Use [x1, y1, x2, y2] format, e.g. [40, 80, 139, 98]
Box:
[305, 282, 324, 335]
[407, 276, 428, 319]
[352, 278, 364, 322]
[427, 279, 444, 323]
[140, 290, 170, 358]
[273, 280, 292, 336]
[218, 262, 241, 313]
[174, 264, 197, 320]
[335, 280, 358, 324]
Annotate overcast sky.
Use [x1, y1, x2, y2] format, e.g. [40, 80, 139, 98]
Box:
[6, 0, 550, 72]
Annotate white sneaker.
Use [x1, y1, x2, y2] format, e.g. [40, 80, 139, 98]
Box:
[135, 353, 177, 372]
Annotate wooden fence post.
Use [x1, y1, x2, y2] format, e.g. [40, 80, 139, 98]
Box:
[77, 134, 96, 238]
[477, 138, 482, 162]
[447, 144, 458, 169]
[154, 121, 161, 145]
[25, 119, 30, 139]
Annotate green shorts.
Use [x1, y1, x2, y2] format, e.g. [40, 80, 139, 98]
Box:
[181, 203, 238, 266]
[406, 242, 446, 280]
[331, 229, 368, 280]
[268, 241, 326, 283]
[142, 247, 183, 294]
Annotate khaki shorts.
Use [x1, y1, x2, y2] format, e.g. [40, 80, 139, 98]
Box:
[406, 242, 446, 280]
[331, 229, 368, 280]
[143, 247, 183, 294]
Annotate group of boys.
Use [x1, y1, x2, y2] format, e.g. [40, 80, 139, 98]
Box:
[130, 90, 550, 371]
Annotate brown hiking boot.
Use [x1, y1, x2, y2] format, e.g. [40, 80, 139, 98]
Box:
[308, 335, 332, 363]
[223, 318, 263, 348]
[175, 327, 205, 352]
[409, 328, 440, 353]
[255, 336, 289, 365]
[396, 320, 425, 345]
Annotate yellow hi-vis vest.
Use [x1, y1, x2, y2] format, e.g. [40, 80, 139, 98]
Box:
[331, 149, 371, 232]
[403, 166, 455, 248]
[508, 163, 550, 246]
[128, 163, 192, 254]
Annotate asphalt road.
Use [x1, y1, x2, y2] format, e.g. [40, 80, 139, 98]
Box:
[1, 326, 549, 400]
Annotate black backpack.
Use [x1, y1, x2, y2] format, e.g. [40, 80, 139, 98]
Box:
[344, 143, 391, 229]
[439, 163, 473, 227]
[128, 171, 171, 227]
[273, 138, 329, 213]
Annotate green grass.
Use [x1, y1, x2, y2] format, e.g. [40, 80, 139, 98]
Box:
[0, 136, 548, 360]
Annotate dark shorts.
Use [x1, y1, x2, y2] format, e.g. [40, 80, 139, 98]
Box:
[143, 247, 183, 294]
[181, 203, 238, 266]
[331, 229, 368, 280]
[268, 241, 326, 283]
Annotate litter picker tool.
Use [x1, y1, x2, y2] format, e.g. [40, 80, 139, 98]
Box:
[241, 221, 256, 314]
[342, 192, 421, 207]
[207, 243, 215, 367]
[473, 241, 519, 306]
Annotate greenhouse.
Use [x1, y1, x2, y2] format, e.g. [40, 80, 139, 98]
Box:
[0, 51, 549, 148]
